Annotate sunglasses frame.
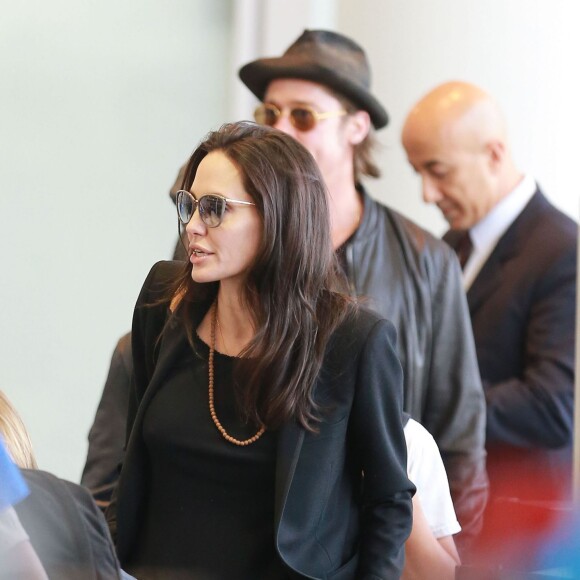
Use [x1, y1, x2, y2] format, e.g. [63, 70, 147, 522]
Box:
[176, 190, 255, 228]
[254, 103, 347, 132]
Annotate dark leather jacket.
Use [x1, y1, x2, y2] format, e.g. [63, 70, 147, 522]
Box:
[343, 188, 488, 548]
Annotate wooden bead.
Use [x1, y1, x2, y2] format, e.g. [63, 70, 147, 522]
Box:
[208, 301, 265, 447]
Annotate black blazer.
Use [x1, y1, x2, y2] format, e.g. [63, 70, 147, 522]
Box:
[444, 189, 577, 501]
[107, 261, 414, 580]
[14, 469, 122, 580]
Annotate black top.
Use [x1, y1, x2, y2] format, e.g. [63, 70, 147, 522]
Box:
[126, 333, 286, 580]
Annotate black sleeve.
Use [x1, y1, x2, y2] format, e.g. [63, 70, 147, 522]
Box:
[351, 318, 415, 579]
[81, 333, 132, 511]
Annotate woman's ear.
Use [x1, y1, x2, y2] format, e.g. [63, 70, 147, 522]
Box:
[347, 110, 371, 145]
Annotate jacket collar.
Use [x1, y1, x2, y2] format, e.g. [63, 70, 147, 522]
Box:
[351, 185, 380, 242]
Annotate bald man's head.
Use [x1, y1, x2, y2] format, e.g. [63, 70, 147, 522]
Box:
[402, 81, 520, 230]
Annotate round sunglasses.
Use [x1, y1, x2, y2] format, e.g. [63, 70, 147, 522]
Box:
[254, 103, 346, 132]
[176, 190, 256, 228]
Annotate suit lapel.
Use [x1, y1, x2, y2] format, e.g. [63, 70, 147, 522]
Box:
[444, 228, 504, 314]
[462, 189, 545, 316]
[466, 249, 509, 314]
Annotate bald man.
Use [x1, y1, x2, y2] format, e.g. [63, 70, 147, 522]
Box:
[402, 80, 577, 548]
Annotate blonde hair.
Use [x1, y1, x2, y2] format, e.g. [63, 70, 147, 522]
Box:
[0, 390, 38, 469]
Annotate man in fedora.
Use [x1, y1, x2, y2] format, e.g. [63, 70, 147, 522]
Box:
[239, 30, 488, 549]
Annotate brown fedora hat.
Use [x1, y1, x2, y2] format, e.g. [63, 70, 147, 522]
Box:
[239, 29, 389, 129]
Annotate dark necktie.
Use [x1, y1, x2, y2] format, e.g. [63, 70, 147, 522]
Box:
[455, 231, 473, 270]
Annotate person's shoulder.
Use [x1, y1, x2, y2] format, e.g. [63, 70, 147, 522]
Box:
[18, 470, 122, 579]
[334, 304, 397, 348]
[323, 306, 399, 380]
[20, 469, 89, 504]
[20, 469, 108, 535]
[530, 191, 577, 242]
[137, 260, 183, 306]
[17, 469, 85, 534]
[146, 259, 184, 286]
[115, 331, 132, 360]
[19, 468, 59, 494]
[514, 191, 577, 267]
[56, 476, 97, 507]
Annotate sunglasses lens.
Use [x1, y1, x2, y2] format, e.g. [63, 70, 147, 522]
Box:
[199, 195, 225, 227]
[290, 108, 316, 131]
[176, 191, 193, 224]
[254, 105, 279, 127]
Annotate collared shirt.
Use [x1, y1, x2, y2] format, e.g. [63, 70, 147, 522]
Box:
[463, 174, 536, 290]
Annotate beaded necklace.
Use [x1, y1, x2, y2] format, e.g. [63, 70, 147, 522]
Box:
[208, 301, 266, 446]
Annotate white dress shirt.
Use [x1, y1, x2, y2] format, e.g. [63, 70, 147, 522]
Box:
[462, 174, 536, 291]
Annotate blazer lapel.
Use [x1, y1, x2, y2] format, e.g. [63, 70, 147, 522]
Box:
[137, 319, 190, 418]
[274, 422, 304, 526]
[126, 304, 209, 455]
[117, 306, 207, 561]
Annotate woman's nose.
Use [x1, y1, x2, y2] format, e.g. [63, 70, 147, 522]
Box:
[185, 206, 206, 237]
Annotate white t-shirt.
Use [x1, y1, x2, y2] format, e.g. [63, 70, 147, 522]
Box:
[405, 418, 461, 538]
[0, 506, 29, 555]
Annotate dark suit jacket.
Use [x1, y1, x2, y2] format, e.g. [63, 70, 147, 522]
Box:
[14, 469, 122, 580]
[444, 189, 577, 502]
[107, 261, 414, 580]
[82, 333, 132, 509]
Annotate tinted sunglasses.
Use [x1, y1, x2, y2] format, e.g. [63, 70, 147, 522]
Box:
[176, 190, 255, 228]
[254, 103, 347, 132]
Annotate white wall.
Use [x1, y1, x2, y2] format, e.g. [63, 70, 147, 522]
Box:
[337, 0, 580, 234]
[0, 0, 232, 481]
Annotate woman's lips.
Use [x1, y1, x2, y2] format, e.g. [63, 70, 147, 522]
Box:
[189, 248, 212, 263]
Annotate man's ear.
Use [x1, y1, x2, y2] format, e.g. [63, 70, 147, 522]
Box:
[347, 110, 371, 145]
[486, 140, 505, 172]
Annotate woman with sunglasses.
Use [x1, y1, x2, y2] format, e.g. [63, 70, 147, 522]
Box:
[107, 121, 413, 580]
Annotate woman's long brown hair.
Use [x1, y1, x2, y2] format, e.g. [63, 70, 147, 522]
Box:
[164, 121, 352, 432]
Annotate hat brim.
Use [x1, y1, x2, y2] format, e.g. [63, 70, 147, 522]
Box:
[239, 56, 389, 129]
